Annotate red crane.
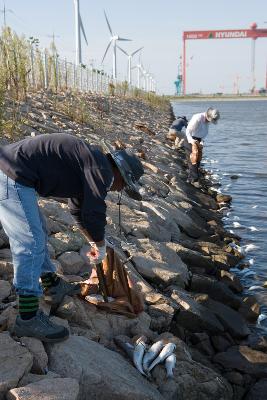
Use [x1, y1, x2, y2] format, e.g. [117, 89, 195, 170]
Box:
[182, 23, 267, 95]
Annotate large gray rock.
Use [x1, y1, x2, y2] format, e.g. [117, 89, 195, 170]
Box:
[0, 280, 11, 301]
[171, 289, 224, 335]
[148, 198, 208, 239]
[148, 302, 175, 331]
[39, 199, 75, 226]
[244, 378, 267, 400]
[47, 335, 163, 400]
[190, 274, 241, 309]
[106, 199, 173, 242]
[0, 260, 13, 281]
[152, 358, 233, 400]
[0, 333, 33, 399]
[57, 251, 84, 275]
[129, 239, 189, 287]
[214, 346, 267, 378]
[57, 296, 151, 342]
[7, 378, 79, 400]
[48, 231, 85, 256]
[20, 337, 48, 374]
[195, 297, 250, 338]
[168, 243, 216, 274]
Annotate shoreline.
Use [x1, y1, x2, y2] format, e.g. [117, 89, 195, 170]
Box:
[169, 96, 267, 102]
[0, 91, 266, 399]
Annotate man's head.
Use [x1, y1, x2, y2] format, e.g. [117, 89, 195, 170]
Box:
[206, 108, 220, 124]
[107, 149, 144, 200]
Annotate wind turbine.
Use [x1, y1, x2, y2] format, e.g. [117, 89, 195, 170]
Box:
[117, 46, 143, 85]
[102, 10, 131, 80]
[73, 0, 88, 65]
[133, 53, 145, 89]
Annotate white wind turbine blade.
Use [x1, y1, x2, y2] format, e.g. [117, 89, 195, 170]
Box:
[131, 47, 143, 57]
[101, 39, 112, 64]
[104, 10, 113, 36]
[79, 14, 88, 45]
[118, 37, 132, 42]
[117, 45, 128, 56]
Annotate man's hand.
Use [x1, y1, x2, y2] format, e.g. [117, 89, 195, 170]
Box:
[87, 241, 106, 264]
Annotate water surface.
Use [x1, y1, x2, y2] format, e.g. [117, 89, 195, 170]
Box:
[172, 100, 267, 328]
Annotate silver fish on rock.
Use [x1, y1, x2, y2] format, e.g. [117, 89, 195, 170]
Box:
[142, 340, 165, 372]
[165, 353, 176, 378]
[147, 342, 176, 372]
[133, 336, 147, 376]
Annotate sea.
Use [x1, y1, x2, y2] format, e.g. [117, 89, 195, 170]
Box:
[172, 99, 267, 330]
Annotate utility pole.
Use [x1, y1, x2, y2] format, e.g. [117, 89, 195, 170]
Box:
[0, 2, 13, 26]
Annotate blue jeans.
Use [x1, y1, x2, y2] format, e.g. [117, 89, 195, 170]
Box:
[0, 170, 55, 296]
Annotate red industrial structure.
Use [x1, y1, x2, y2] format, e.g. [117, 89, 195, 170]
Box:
[182, 23, 267, 95]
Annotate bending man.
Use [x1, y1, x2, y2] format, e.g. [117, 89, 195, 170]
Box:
[185, 107, 220, 187]
[0, 133, 144, 342]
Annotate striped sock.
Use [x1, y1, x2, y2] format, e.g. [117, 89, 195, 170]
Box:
[19, 295, 39, 320]
[41, 272, 59, 289]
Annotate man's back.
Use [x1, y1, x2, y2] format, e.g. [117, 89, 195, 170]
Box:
[0, 133, 113, 198]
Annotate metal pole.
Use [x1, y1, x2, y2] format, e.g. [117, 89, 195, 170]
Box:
[128, 56, 131, 84]
[96, 70, 99, 93]
[86, 67, 89, 91]
[73, 63, 76, 89]
[74, 0, 82, 65]
[91, 67, 94, 92]
[30, 46, 35, 88]
[251, 38, 256, 93]
[183, 35, 186, 95]
[113, 42, 117, 79]
[80, 65, 83, 91]
[64, 58, 68, 88]
[100, 71, 103, 93]
[55, 55, 59, 91]
[43, 50, 48, 89]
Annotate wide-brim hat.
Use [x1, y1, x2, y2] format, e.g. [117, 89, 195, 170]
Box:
[206, 107, 220, 124]
[102, 141, 144, 201]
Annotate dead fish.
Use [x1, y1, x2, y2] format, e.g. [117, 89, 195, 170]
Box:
[165, 353, 176, 378]
[147, 343, 176, 372]
[142, 340, 165, 372]
[114, 336, 134, 360]
[133, 336, 147, 376]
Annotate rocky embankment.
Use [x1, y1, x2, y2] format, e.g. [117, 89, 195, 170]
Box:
[0, 91, 267, 400]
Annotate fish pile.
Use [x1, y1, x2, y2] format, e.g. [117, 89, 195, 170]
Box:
[115, 336, 176, 378]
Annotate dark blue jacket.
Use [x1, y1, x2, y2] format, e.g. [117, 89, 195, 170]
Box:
[0, 133, 113, 241]
[170, 117, 188, 132]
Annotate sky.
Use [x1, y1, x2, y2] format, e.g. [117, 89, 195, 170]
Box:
[1, 0, 267, 94]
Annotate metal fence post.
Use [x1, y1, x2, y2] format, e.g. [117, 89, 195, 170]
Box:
[91, 67, 94, 92]
[100, 72, 103, 93]
[86, 68, 89, 92]
[80, 65, 83, 91]
[55, 54, 59, 91]
[30, 46, 35, 88]
[64, 58, 68, 89]
[43, 50, 48, 89]
[73, 64, 76, 89]
[96, 71, 99, 93]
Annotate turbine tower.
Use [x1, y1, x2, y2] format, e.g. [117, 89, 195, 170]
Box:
[117, 46, 143, 85]
[102, 10, 131, 80]
[74, 0, 88, 65]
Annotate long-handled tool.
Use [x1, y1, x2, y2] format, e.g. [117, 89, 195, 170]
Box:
[95, 262, 108, 302]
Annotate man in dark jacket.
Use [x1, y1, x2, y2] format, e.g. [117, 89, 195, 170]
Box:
[0, 133, 144, 342]
[168, 116, 188, 148]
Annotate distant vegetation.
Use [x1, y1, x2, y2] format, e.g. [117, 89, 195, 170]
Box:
[0, 27, 169, 137]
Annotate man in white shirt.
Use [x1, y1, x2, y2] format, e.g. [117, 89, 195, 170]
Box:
[185, 107, 220, 187]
